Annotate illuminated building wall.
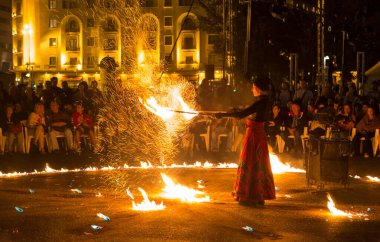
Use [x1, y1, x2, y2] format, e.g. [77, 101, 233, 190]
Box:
[12, 0, 223, 86]
[0, 0, 12, 73]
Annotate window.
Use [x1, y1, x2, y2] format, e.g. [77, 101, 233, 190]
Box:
[69, 58, 77, 65]
[185, 56, 194, 64]
[103, 38, 117, 50]
[66, 37, 79, 51]
[66, 19, 79, 32]
[86, 0, 95, 8]
[49, 38, 57, 46]
[49, 18, 57, 28]
[17, 56, 23, 66]
[87, 37, 95, 46]
[16, 2, 22, 15]
[87, 18, 95, 27]
[87, 56, 97, 66]
[104, 18, 118, 32]
[49, 57, 57, 66]
[164, 0, 172, 7]
[182, 36, 194, 49]
[179, 0, 192, 6]
[63, 0, 78, 9]
[140, 0, 155, 7]
[164, 16, 172, 27]
[48, 0, 57, 9]
[164, 35, 172, 45]
[208, 35, 217, 45]
[17, 39, 23, 52]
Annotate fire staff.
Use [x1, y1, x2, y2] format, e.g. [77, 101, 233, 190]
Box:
[215, 77, 276, 207]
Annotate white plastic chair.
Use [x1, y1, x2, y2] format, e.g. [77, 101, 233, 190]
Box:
[199, 123, 211, 152]
[24, 126, 50, 154]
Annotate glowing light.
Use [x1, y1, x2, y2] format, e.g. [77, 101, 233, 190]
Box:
[132, 188, 165, 211]
[138, 51, 145, 65]
[140, 97, 174, 120]
[77, 64, 82, 70]
[366, 176, 380, 183]
[160, 173, 210, 203]
[327, 193, 368, 218]
[61, 54, 66, 66]
[269, 154, 305, 174]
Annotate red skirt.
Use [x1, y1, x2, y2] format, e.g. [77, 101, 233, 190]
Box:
[233, 119, 276, 202]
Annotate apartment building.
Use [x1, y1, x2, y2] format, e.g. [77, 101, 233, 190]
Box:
[12, 0, 224, 87]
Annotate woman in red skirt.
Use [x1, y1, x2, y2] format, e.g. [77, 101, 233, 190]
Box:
[216, 78, 276, 206]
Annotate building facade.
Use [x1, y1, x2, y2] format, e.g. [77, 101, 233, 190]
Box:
[0, 0, 12, 73]
[12, 0, 225, 87]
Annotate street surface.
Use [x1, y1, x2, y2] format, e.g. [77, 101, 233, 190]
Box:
[0, 153, 380, 242]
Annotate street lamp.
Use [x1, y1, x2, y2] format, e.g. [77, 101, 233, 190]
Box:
[22, 24, 33, 74]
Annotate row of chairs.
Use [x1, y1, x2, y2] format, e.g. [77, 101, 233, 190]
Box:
[0, 122, 98, 154]
[275, 126, 380, 157]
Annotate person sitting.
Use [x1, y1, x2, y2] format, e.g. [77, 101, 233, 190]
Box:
[46, 100, 74, 154]
[265, 103, 286, 151]
[27, 102, 47, 154]
[0, 105, 24, 153]
[335, 103, 356, 139]
[210, 118, 233, 152]
[72, 101, 96, 153]
[353, 106, 380, 158]
[285, 102, 308, 153]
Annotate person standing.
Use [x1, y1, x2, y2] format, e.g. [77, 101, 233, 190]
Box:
[215, 78, 276, 207]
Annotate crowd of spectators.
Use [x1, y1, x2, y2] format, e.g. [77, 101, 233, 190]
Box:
[0, 77, 100, 155]
[190, 79, 380, 158]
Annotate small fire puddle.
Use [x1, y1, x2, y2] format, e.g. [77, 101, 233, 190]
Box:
[160, 173, 210, 203]
[326, 193, 369, 219]
[132, 188, 165, 211]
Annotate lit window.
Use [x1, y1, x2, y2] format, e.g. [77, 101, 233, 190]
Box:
[49, 57, 57, 66]
[49, 18, 57, 28]
[164, 35, 172, 45]
[185, 56, 194, 64]
[103, 38, 117, 50]
[48, 0, 57, 9]
[182, 36, 194, 49]
[87, 37, 95, 46]
[69, 58, 77, 65]
[87, 18, 95, 27]
[49, 38, 57, 46]
[66, 37, 79, 51]
[164, 16, 172, 27]
[87, 56, 97, 66]
[66, 19, 79, 32]
[164, 0, 172, 7]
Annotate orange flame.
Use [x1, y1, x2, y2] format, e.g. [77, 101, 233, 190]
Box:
[160, 173, 210, 203]
[327, 193, 368, 218]
[269, 154, 305, 174]
[366, 176, 380, 183]
[132, 188, 165, 211]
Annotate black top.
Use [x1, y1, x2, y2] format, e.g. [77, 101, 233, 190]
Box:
[227, 95, 269, 122]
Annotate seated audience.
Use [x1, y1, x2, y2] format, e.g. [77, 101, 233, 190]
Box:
[265, 103, 286, 151]
[46, 100, 74, 153]
[335, 103, 356, 139]
[0, 105, 24, 153]
[353, 107, 380, 157]
[72, 102, 96, 153]
[27, 102, 47, 154]
[285, 102, 308, 153]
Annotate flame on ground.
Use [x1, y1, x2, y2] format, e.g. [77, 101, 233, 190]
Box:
[269, 154, 305, 174]
[366, 176, 380, 183]
[132, 188, 165, 211]
[327, 193, 368, 218]
[160, 173, 210, 203]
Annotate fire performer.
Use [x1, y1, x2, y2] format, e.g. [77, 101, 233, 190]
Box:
[215, 78, 276, 206]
